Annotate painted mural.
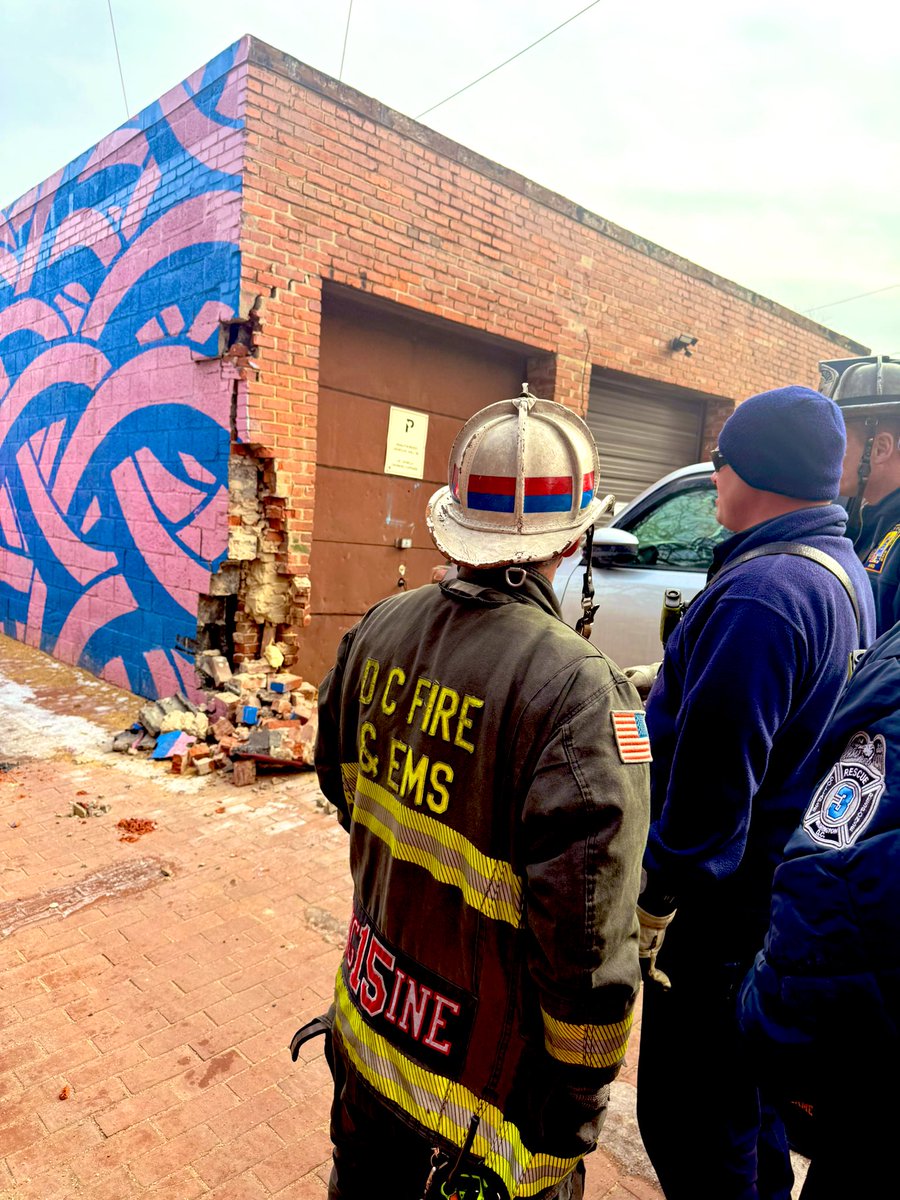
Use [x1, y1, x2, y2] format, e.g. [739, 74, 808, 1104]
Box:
[0, 40, 247, 699]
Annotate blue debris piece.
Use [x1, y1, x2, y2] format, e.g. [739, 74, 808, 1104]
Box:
[241, 706, 259, 725]
[150, 731, 196, 759]
[270, 681, 286, 694]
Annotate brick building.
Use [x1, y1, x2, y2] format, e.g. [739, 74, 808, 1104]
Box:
[0, 35, 867, 697]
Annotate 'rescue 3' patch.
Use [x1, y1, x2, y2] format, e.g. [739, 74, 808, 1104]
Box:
[802, 731, 885, 849]
[611, 711, 652, 763]
[865, 524, 900, 574]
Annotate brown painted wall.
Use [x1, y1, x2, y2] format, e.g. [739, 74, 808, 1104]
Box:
[234, 34, 866, 672]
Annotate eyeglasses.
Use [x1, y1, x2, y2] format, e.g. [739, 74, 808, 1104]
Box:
[711, 447, 727, 472]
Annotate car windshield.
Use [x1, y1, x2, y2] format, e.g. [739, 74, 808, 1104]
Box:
[623, 482, 729, 570]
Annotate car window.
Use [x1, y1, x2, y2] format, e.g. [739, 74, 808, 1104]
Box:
[622, 483, 729, 570]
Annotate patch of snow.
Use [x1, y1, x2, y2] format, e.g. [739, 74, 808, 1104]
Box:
[0, 679, 111, 758]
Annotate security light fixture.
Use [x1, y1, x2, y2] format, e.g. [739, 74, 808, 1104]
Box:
[671, 333, 698, 357]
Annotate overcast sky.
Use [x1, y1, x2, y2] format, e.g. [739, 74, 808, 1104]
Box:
[2, 0, 898, 355]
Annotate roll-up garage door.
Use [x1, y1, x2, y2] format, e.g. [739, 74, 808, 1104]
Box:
[301, 287, 530, 684]
[586, 368, 707, 510]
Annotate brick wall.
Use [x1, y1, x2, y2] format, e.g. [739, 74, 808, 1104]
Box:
[0, 42, 247, 697]
[236, 37, 866, 667]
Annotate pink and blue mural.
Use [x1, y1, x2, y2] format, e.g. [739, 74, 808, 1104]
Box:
[0, 40, 248, 699]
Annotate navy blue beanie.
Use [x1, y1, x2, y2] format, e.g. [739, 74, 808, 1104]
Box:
[717, 385, 846, 500]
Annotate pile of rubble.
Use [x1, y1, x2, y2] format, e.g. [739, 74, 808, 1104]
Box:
[111, 649, 318, 786]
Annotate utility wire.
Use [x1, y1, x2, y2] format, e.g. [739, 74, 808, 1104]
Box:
[339, 0, 354, 81]
[415, 0, 604, 120]
[106, 0, 130, 118]
[805, 280, 900, 315]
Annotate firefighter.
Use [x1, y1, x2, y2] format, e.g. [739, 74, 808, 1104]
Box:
[635, 386, 875, 1199]
[819, 354, 900, 634]
[306, 390, 650, 1200]
[738, 615, 900, 1196]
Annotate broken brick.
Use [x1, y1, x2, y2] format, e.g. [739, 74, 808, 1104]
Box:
[291, 697, 315, 723]
[271, 673, 303, 693]
[232, 759, 256, 787]
[200, 654, 233, 685]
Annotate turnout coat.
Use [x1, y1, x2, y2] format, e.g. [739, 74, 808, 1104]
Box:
[315, 567, 650, 1199]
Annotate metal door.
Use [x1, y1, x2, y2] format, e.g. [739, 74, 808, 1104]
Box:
[303, 290, 527, 683]
[586, 368, 709, 510]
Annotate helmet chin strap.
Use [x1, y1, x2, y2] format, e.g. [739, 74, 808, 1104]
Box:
[575, 525, 599, 640]
[846, 416, 880, 540]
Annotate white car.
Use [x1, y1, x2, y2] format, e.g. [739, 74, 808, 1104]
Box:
[554, 462, 729, 669]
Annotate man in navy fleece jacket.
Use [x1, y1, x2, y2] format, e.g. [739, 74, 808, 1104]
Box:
[635, 386, 875, 1200]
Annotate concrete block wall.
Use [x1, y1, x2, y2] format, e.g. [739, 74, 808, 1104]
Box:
[236, 37, 865, 664]
[0, 41, 248, 698]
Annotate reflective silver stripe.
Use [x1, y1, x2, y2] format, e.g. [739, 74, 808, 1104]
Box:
[340, 762, 358, 812]
[352, 774, 523, 926]
[333, 972, 580, 1197]
[541, 1008, 632, 1069]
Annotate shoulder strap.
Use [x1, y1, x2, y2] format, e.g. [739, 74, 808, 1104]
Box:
[712, 541, 861, 633]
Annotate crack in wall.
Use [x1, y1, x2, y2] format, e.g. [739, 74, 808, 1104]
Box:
[193, 294, 311, 670]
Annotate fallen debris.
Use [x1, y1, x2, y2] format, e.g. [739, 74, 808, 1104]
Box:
[232, 759, 257, 787]
[151, 731, 195, 760]
[109, 648, 319, 785]
[72, 799, 110, 819]
[117, 817, 156, 843]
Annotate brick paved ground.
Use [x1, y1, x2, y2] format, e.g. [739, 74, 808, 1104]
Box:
[0, 634, 666, 1198]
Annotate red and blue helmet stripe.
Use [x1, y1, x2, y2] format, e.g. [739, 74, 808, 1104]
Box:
[462, 472, 595, 514]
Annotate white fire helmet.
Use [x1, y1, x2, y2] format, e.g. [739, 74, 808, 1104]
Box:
[426, 388, 613, 569]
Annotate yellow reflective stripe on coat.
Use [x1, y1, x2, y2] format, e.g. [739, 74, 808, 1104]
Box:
[351, 773, 523, 926]
[541, 1008, 632, 1070]
[333, 972, 580, 1197]
[340, 763, 358, 814]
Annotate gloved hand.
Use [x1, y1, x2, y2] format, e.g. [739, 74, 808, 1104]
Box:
[637, 905, 676, 990]
[623, 662, 661, 701]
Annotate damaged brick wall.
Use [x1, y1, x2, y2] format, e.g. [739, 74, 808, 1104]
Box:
[193, 283, 313, 672]
[236, 36, 867, 670]
[220, 444, 312, 667]
[3, 31, 871, 693]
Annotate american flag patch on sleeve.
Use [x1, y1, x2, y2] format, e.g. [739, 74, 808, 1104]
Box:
[610, 711, 652, 763]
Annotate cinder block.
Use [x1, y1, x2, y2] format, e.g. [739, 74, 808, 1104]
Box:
[243, 729, 271, 756]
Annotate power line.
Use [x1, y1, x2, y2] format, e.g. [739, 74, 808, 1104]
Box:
[339, 0, 354, 81]
[106, 0, 129, 118]
[415, 0, 604, 120]
[805, 281, 900, 315]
